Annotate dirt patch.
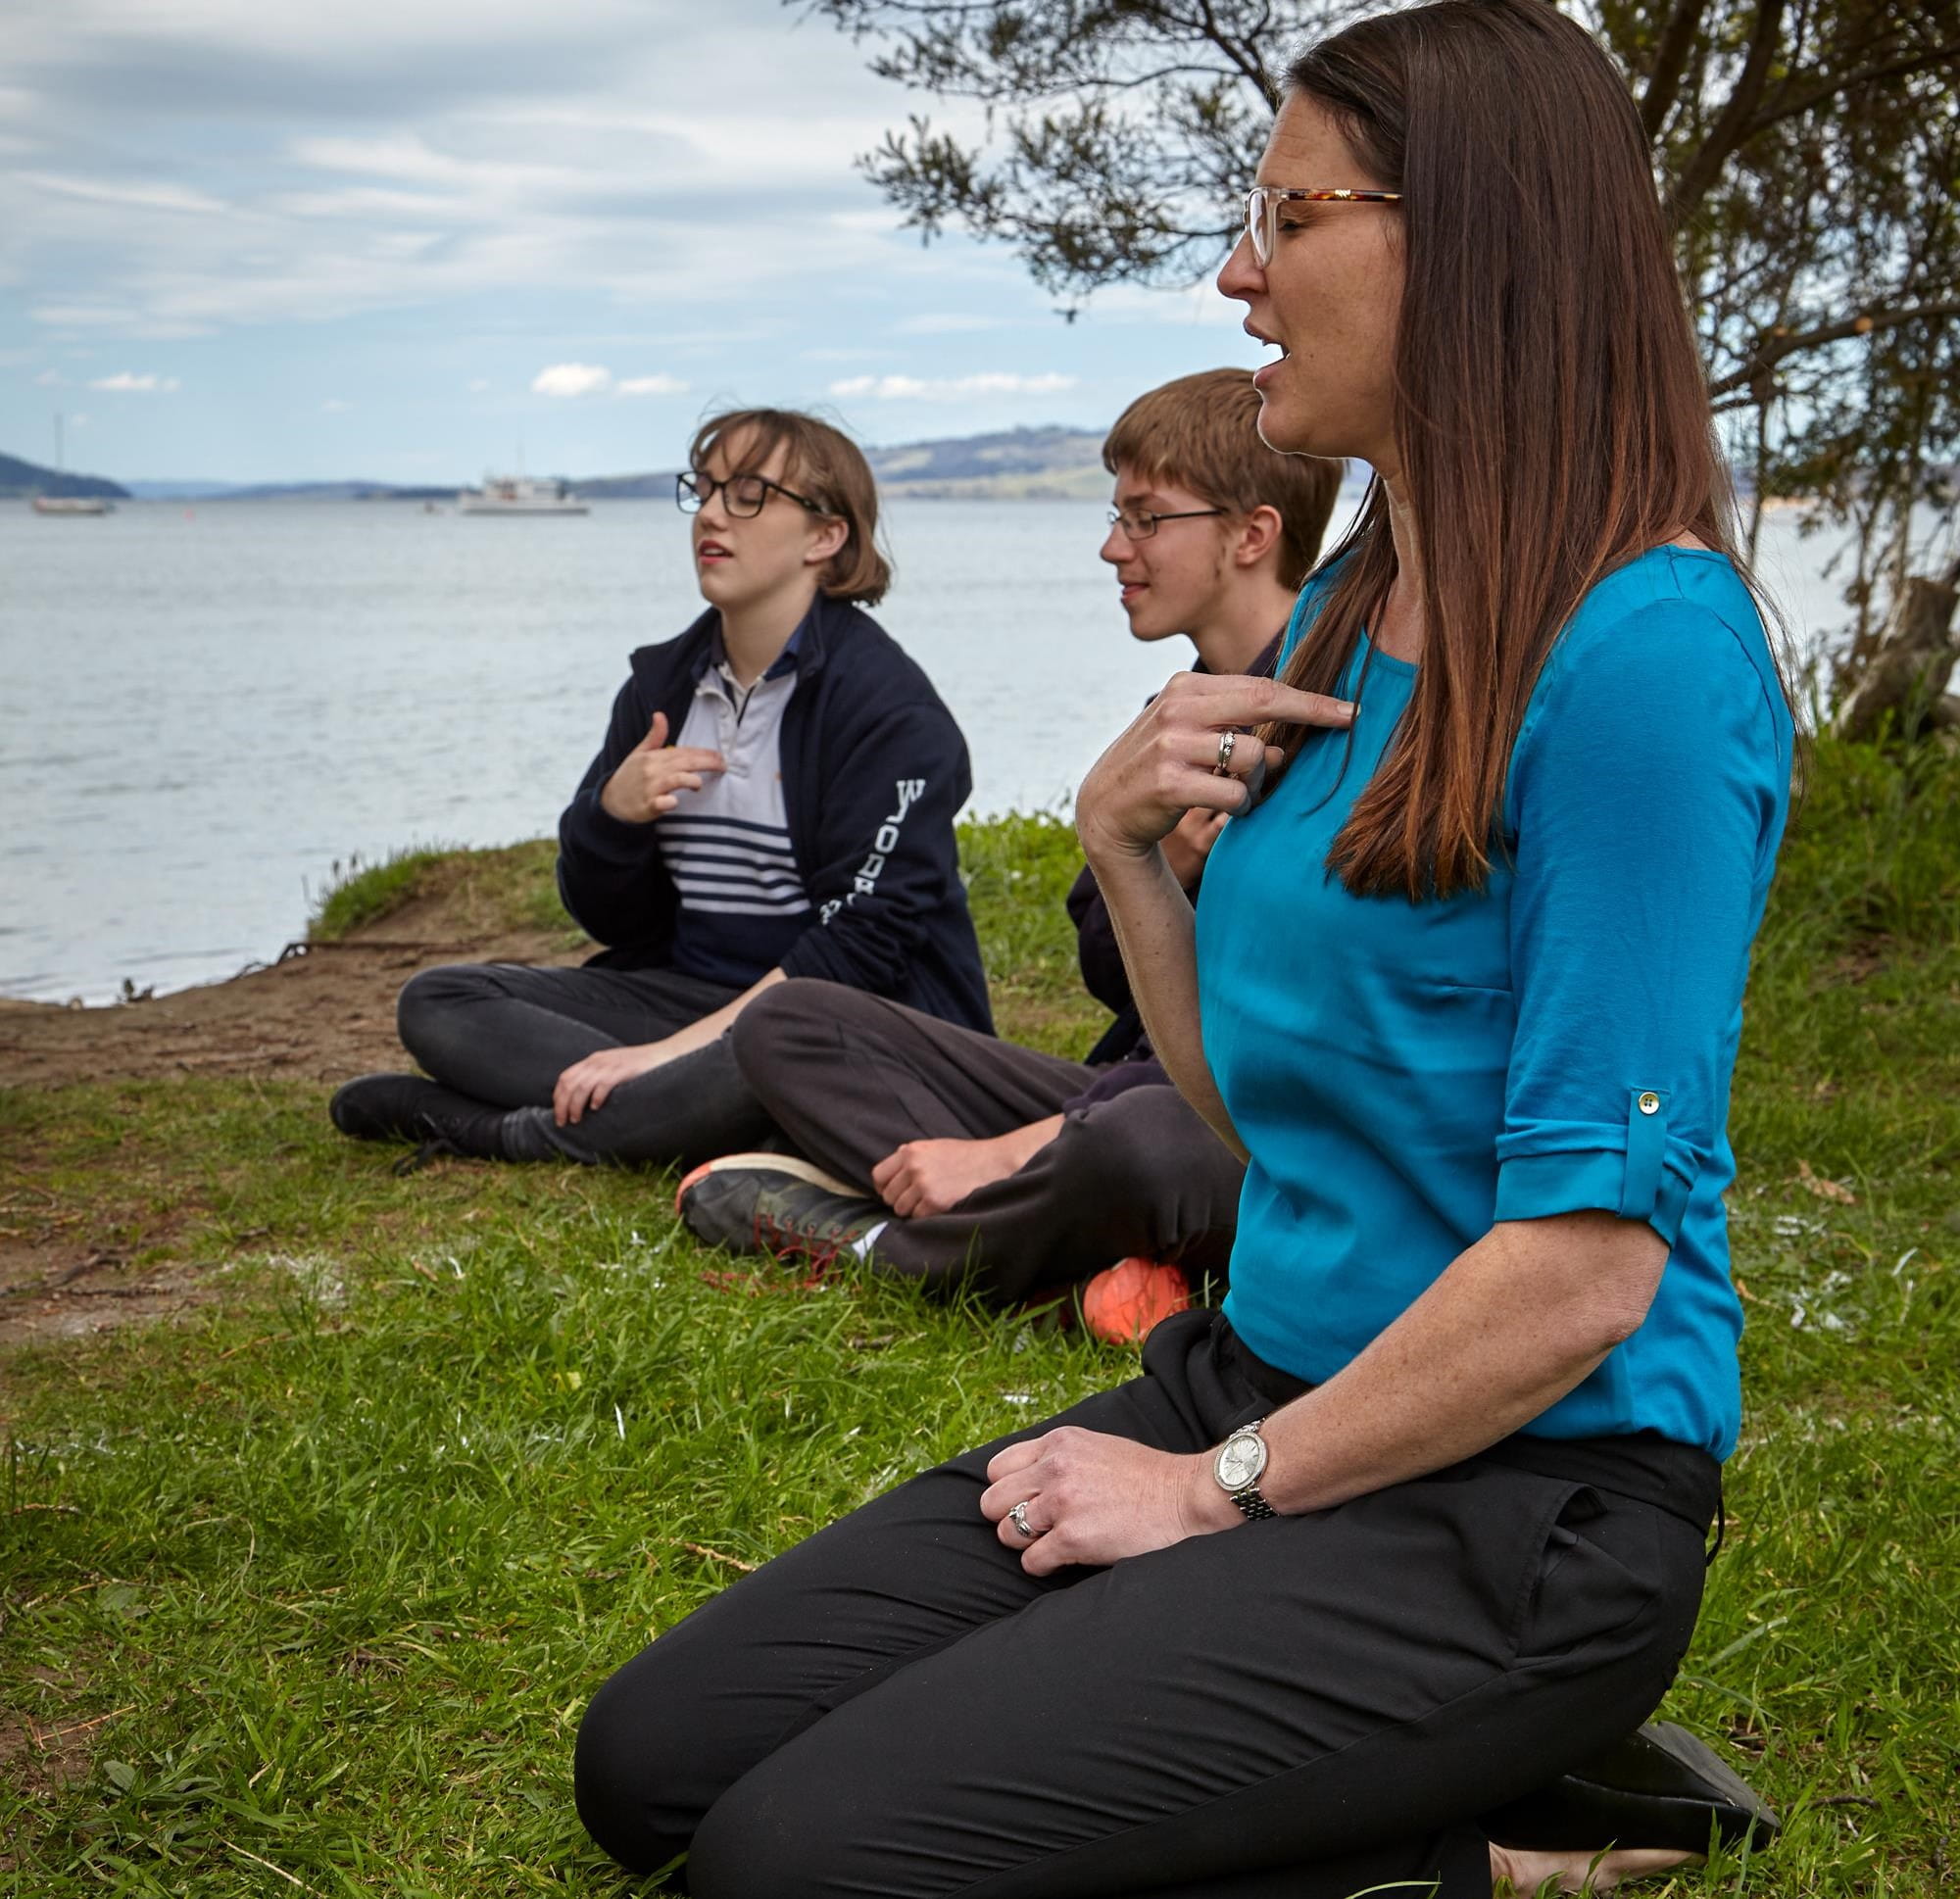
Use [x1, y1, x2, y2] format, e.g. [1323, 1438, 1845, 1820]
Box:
[0, 1704, 107, 1802]
[0, 923, 579, 1093]
[0, 1239, 222, 1353]
[0, 888, 585, 1352]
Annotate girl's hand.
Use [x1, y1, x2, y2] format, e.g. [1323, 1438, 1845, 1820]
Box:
[552, 1043, 673, 1125]
[1074, 673, 1353, 866]
[600, 711, 727, 824]
[979, 1427, 1232, 1577]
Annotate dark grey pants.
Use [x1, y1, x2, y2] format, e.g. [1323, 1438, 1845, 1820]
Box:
[396, 961, 775, 1168]
[730, 980, 1247, 1299]
[574, 1308, 1714, 1896]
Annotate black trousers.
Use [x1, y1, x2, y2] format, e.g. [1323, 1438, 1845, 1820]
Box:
[395, 961, 775, 1168]
[575, 1309, 1714, 1898]
[732, 981, 1247, 1299]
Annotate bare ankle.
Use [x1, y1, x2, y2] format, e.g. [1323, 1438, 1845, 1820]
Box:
[1490, 1841, 1701, 1894]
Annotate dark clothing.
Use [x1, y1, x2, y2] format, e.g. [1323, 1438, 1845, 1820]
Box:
[397, 962, 774, 1169]
[574, 1307, 1715, 1896]
[557, 594, 994, 1036]
[1065, 860, 1152, 1071]
[732, 983, 1244, 1298]
[1064, 629, 1284, 1082]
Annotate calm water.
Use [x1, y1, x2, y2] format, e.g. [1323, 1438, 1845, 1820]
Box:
[0, 494, 1881, 1003]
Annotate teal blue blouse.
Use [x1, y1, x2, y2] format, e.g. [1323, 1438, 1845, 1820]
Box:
[1196, 549, 1793, 1458]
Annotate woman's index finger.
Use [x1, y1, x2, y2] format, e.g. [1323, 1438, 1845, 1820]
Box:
[1246, 678, 1357, 727]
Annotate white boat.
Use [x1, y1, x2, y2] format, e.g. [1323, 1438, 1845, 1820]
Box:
[29, 414, 114, 514]
[457, 473, 589, 515]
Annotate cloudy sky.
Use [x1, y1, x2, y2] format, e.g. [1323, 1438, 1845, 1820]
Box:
[0, 0, 1260, 484]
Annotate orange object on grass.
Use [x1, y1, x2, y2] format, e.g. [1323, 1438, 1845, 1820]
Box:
[1080, 1258, 1193, 1344]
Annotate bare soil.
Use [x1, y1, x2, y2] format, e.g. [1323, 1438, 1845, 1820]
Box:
[0, 887, 583, 1351]
[0, 884, 578, 1092]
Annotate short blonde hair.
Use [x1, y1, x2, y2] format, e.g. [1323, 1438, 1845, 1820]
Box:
[1102, 368, 1343, 589]
[689, 408, 894, 607]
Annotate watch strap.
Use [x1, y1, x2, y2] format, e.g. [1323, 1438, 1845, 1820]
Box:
[1231, 1485, 1276, 1522]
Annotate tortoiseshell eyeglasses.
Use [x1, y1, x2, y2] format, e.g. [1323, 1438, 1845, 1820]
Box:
[1243, 185, 1403, 268]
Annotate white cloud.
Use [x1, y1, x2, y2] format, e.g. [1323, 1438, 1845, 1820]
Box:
[532, 361, 612, 397]
[22, 171, 230, 217]
[33, 368, 65, 386]
[615, 372, 687, 397]
[89, 371, 181, 392]
[320, 398, 351, 412]
[467, 377, 490, 392]
[829, 372, 1078, 402]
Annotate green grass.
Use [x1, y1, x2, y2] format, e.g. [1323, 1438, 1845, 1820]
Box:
[4, 775, 1958, 1896]
[309, 841, 576, 946]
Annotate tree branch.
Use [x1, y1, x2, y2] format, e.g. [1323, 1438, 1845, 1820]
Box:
[1744, 39, 1960, 136]
[1709, 296, 1960, 395]
[1640, 0, 1712, 136]
[1672, 0, 1790, 219]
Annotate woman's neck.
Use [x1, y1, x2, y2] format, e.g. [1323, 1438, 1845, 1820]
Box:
[718, 584, 821, 688]
[1375, 474, 1426, 664]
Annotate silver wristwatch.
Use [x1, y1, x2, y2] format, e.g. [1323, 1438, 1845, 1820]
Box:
[1213, 1419, 1275, 1521]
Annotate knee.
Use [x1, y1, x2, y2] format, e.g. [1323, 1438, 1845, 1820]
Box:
[395, 963, 483, 1058]
[571, 1664, 694, 1876]
[1051, 1094, 1164, 1200]
[730, 978, 855, 1079]
[685, 1762, 850, 1899]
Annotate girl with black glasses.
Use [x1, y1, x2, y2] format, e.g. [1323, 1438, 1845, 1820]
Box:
[327, 409, 990, 1171]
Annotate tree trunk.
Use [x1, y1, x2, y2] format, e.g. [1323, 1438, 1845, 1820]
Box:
[1833, 557, 1960, 743]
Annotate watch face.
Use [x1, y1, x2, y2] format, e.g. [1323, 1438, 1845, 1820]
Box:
[1216, 1431, 1267, 1491]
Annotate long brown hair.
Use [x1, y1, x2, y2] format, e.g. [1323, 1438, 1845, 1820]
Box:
[1263, 0, 1776, 901]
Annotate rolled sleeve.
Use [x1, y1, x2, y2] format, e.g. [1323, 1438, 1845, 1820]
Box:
[1494, 601, 1787, 1246]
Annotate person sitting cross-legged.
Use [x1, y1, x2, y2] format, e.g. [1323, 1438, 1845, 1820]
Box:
[677, 368, 1341, 1333]
[326, 408, 990, 1173]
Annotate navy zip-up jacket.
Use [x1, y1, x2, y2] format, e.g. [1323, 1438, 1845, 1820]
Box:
[556, 594, 994, 1036]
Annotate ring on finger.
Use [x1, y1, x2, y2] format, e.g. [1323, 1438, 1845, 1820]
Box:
[1008, 1500, 1040, 1540]
[1214, 729, 1238, 776]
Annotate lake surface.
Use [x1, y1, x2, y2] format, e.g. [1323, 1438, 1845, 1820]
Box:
[0, 493, 1884, 1002]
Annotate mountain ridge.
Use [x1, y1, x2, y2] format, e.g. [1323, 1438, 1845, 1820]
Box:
[9, 425, 1111, 505]
[0, 450, 129, 501]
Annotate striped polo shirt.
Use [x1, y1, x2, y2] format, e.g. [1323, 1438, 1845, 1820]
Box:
[658, 628, 812, 989]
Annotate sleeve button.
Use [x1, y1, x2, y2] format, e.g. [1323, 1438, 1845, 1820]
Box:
[1638, 1092, 1661, 1115]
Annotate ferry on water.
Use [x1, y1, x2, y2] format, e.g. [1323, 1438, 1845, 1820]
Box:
[457, 474, 589, 516]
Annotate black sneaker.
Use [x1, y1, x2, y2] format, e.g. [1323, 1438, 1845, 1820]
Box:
[676, 1153, 884, 1267]
[328, 1073, 507, 1160]
[1483, 1720, 1780, 1855]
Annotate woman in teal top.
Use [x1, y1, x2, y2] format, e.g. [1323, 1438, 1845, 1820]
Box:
[1200, 547, 1790, 1459]
[573, 5, 1791, 1893]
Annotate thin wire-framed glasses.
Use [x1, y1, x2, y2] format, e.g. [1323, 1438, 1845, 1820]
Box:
[1107, 505, 1227, 541]
[676, 469, 828, 518]
[1243, 185, 1402, 268]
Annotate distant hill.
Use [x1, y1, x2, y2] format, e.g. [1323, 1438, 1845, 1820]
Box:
[0, 450, 127, 502]
[122, 478, 457, 503]
[14, 425, 1114, 508]
[579, 426, 1111, 503]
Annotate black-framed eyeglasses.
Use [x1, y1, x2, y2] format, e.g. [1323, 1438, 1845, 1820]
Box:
[1107, 505, 1228, 541]
[1243, 185, 1403, 268]
[676, 469, 829, 518]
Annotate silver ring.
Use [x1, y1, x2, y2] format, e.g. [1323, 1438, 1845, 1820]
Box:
[1008, 1500, 1039, 1540]
[1214, 729, 1238, 776]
